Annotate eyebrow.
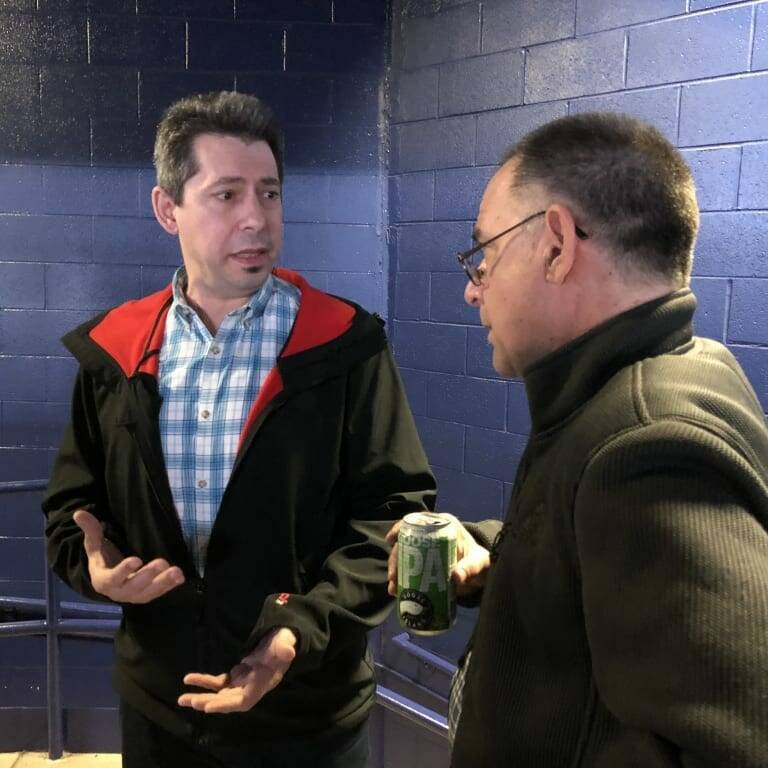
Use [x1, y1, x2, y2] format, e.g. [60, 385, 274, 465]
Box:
[207, 175, 281, 188]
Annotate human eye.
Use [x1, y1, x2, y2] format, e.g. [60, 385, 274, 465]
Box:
[214, 189, 234, 201]
[263, 188, 281, 201]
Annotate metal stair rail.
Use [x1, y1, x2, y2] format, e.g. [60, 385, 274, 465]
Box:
[0, 478, 449, 759]
[0, 479, 122, 760]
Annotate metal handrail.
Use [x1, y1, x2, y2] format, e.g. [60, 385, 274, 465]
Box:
[391, 632, 457, 677]
[0, 595, 120, 618]
[375, 684, 448, 738]
[1, 479, 451, 757]
[0, 480, 49, 493]
[0, 479, 120, 759]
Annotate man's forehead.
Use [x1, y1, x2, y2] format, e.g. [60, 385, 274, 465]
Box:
[192, 134, 276, 167]
[189, 134, 278, 183]
[476, 160, 519, 231]
[486, 159, 519, 200]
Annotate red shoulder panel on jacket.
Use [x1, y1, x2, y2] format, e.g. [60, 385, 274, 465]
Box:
[88, 286, 173, 378]
[274, 268, 355, 356]
[88, 273, 355, 445]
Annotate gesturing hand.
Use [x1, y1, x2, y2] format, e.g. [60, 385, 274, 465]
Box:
[386, 513, 491, 598]
[73, 509, 184, 603]
[178, 627, 298, 714]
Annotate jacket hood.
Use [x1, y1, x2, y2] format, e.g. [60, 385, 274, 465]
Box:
[61, 268, 384, 451]
[77, 268, 357, 379]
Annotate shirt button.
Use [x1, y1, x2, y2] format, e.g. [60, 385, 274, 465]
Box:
[210, 345, 221, 356]
[200, 409, 210, 420]
[197, 479, 207, 489]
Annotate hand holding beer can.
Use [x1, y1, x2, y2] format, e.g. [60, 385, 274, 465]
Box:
[396, 512, 458, 635]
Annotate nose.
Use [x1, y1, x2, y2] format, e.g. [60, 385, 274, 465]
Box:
[464, 277, 482, 307]
[239, 194, 267, 231]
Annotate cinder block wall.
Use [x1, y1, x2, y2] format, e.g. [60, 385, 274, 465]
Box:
[389, 0, 768, 661]
[0, 0, 387, 751]
[2, 0, 767, 758]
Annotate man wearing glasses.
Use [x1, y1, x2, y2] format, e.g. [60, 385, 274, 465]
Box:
[388, 112, 768, 766]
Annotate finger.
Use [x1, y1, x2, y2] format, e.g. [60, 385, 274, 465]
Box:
[183, 672, 230, 691]
[73, 509, 104, 557]
[387, 566, 398, 596]
[386, 542, 398, 582]
[105, 557, 164, 602]
[122, 560, 175, 590]
[387, 539, 400, 596]
[178, 692, 220, 710]
[452, 563, 467, 584]
[132, 567, 185, 603]
[205, 679, 276, 713]
[91, 554, 143, 596]
[386, 539, 399, 599]
[203, 689, 252, 714]
[385, 520, 403, 546]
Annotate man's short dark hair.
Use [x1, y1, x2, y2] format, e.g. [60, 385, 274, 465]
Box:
[154, 91, 284, 204]
[504, 112, 699, 284]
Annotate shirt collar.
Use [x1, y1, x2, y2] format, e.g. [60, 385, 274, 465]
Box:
[170, 267, 276, 329]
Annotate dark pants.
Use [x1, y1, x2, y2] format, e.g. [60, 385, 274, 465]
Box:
[121, 700, 370, 768]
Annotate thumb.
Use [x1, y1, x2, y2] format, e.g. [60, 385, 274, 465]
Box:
[385, 520, 403, 546]
[258, 628, 297, 668]
[73, 509, 104, 557]
[452, 550, 490, 585]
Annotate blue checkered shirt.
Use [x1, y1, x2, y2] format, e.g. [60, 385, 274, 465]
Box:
[158, 268, 300, 574]
[448, 650, 471, 743]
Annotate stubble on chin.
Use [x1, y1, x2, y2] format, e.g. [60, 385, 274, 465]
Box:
[491, 348, 518, 379]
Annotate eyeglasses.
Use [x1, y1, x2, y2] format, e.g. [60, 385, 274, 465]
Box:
[457, 210, 589, 286]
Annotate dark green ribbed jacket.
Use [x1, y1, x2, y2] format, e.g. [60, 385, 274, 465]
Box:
[453, 289, 768, 767]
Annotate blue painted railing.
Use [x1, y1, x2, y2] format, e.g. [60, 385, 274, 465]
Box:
[0, 479, 448, 760]
[0, 478, 121, 759]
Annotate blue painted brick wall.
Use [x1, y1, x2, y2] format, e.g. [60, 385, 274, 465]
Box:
[4, 0, 768, 757]
[0, 0, 388, 752]
[0, 0, 388, 525]
[389, 0, 768, 677]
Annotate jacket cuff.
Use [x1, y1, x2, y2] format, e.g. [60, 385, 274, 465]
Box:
[464, 519, 503, 551]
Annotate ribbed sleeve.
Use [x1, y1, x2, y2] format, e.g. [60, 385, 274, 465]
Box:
[575, 421, 768, 767]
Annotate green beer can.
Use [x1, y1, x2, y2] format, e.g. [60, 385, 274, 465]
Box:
[397, 512, 457, 635]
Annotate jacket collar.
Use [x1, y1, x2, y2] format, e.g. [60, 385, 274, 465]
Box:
[83, 268, 356, 379]
[523, 289, 696, 435]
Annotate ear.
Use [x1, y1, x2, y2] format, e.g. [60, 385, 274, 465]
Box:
[152, 186, 180, 236]
[539, 204, 580, 285]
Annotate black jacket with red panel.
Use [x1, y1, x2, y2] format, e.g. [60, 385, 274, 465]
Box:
[42, 268, 436, 744]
